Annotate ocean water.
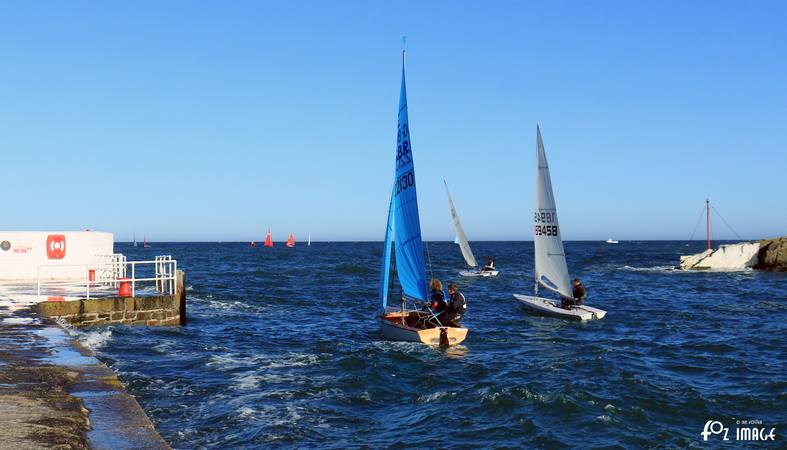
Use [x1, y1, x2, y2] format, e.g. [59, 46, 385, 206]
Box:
[74, 241, 786, 448]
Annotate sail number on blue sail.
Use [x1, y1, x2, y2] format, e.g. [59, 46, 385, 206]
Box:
[534, 211, 559, 236]
[396, 124, 414, 194]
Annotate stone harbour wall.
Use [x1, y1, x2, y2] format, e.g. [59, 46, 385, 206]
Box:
[36, 270, 186, 327]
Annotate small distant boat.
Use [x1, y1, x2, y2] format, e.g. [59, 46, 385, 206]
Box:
[307, 232, 311, 247]
[513, 125, 606, 321]
[142, 236, 150, 248]
[444, 179, 498, 278]
[606, 239, 619, 244]
[264, 229, 274, 248]
[133, 233, 137, 247]
[378, 48, 467, 346]
[250, 241, 257, 247]
[286, 232, 295, 248]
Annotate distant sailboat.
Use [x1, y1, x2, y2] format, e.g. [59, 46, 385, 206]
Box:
[133, 233, 137, 247]
[286, 232, 295, 248]
[513, 125, 606, 321]
[378, 48, 468, 347]
[142, 236, 150, 248]
[264, 229, 274, 247]
[444, 179, 498, 278]
[307, 232, 311, 246]
[606, 239, 619, 244]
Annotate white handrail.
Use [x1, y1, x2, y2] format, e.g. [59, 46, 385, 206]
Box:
[35, 257, 178, 302]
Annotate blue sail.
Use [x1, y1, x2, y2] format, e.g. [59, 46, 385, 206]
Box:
[392, 56, 428, 301]
[379, 186, 395, 308]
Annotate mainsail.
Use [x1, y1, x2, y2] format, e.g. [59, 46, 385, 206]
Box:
[286, 232, 295, 248]
[444, 180, 478, 267]
[264, 229, 273, 247]
[392, 51, 428, 301]
[533, 125, 572, 298]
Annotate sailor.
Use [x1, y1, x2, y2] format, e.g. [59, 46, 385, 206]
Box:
[562, 278, 587, 309]
[444, 283, 466, 326]
[480, 256, 495, 272]
[428, 278, 448, 314]
[572, 278, 586, 304]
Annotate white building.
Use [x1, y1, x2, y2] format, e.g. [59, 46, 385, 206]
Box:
[0, 231, 114, 280]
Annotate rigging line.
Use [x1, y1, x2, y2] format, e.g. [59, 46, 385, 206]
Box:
[711, 205, 744, 241]
[687, 205, 706, 242]
[424, 239, 435, 284]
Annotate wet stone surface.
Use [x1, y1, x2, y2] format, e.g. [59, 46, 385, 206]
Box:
[0, 291, 169, 449]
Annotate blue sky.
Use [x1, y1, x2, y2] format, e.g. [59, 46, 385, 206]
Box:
[1, 1, 785, 241]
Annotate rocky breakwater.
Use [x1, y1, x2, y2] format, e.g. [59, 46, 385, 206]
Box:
[679, 236, 787, 271]
[754, 237, 787, 271]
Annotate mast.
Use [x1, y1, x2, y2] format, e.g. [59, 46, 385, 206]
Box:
[706, 198, 711, 251]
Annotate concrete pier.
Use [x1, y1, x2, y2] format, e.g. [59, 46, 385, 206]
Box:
[0, 291, 171, 448]
[36, 271, 187, 327]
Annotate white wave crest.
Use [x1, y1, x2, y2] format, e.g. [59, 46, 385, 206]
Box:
[78, 329, 113, 350]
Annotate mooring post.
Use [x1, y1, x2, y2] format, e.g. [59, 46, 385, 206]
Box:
[177, 270, 187, 326]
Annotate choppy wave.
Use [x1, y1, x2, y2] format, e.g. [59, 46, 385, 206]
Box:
[90, 241, 786, 448]
[77, 329, 113, 350]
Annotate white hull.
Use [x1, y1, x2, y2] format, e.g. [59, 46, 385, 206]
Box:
[513, 294, 606, 321]
[459, 269, 499, 278]
[378, 310, 468, 346]
[606, 239, 619, 244]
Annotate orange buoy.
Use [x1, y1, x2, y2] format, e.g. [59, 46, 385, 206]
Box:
[118, 278, 132, 297]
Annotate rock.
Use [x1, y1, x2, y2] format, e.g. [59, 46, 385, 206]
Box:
[679, 242, 760, 270]
[755, 237, 787, 271]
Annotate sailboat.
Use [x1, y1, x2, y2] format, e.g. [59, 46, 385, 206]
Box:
[378, 48, 468, 347]
[133, 233, 137, 247]
[142, 236, 150, 248]
[513, 126, 606, 321]
[605, 239, 619, 244]
[286, 232, 295, 248]
[264, 229, 274, 247]
[444, 179, 498, 277]
[307, 232, 311, 246]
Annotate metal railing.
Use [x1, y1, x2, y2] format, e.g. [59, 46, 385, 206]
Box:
[36, 256, 177, 301]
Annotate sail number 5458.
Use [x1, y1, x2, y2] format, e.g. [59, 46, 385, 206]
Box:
[395, 171, 414, 195]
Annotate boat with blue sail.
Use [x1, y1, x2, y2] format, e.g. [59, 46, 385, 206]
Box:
[378, 49, 468, 346]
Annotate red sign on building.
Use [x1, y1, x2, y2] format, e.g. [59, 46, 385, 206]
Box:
[46, 235, 66, 259]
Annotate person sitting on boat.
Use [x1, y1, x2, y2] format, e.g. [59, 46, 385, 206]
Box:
[428, 278, 448, 313]
[444, 283, 466, 326]
[561, 278, 587, 309]
[480, 256, 495, 272]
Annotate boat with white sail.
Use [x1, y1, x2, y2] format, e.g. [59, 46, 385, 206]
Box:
[378, 48, 468, 346]
[444, 180, 498, 277]
[513, 126, 606, 321]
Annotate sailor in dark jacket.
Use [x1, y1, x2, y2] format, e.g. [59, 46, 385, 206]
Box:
[444, 283, 466, 326]
[572, 278, 587, 304]
[561, 278, 587, 309]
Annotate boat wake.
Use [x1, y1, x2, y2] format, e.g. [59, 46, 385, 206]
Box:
[619, 265, 754, 274]
[618, 265, 678, 273]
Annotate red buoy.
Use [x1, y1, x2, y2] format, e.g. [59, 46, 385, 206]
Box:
[119, 278, 132, 297]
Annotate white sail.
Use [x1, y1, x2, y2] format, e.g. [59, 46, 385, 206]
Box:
[533, 125, 572, 298]
[444, 180, 478, 268]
